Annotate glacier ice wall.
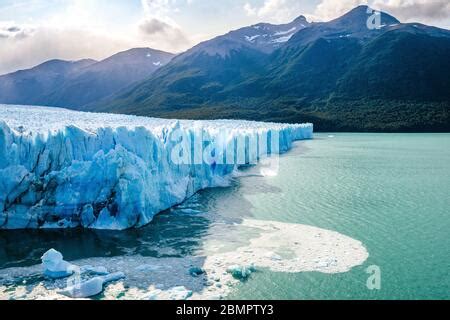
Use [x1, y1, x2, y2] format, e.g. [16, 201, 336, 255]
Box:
[0, 105, 313, 230]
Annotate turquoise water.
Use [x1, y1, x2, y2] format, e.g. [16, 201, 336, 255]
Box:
[1, 133, 449, 299]
[228, 133, 450, 299]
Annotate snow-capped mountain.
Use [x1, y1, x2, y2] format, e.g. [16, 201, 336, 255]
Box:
[188, 15, 310, 57]
[89, 15, 312, 115]
[1, 6, 449, 132]
[241, 15, 310, 50]
[94, 6, 450, 132]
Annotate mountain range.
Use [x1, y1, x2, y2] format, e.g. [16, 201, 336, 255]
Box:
[0, 48, 174, 108]
[1, 6, 449, 132]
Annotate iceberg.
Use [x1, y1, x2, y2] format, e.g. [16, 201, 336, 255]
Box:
[42, 249, 77, 279]
[80, 265, 109, 275]
[40, 248, 124, 298]
[189, 266, 205, 277]
[0, 105, 313, 230]
[59, 272, 125, 298]
[41, 248, 111, 278]
[226, 265, 256, 280]
[146, 286, 193, 300]
[167, 286, 193, 300]
[147, 289, 163, 300]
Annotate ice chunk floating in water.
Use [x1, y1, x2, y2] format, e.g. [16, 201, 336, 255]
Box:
[0, 220, 368, 300]
[0, 105, 313, 230]
[42, 249, 77, 279]
[59, 272, 125, 299]
[40, 248, 125, 298]
[41, 248, 112, 278]
[226, 265, 256, 280]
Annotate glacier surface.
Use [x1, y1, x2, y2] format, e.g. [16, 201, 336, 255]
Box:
[0, 105, 313, 230]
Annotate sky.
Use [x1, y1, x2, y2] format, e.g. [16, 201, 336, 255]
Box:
[0, 0, 449, 75]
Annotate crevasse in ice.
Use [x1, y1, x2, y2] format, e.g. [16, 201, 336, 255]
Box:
[0, 105, 313, 230]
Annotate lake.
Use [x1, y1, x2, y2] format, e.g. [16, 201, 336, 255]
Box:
[1, 133, 449, 299]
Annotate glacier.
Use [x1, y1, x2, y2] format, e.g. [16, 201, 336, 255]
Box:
[0, 105, 313, 230]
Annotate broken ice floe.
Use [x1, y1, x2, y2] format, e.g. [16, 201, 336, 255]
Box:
[0, 220, 368, 300]
[189, 266, 206, 277]
[59, 272, 125, 298]
[42, 249, 77, 279]
[226, 265, 256, 280]
[39, 248, 125, 298]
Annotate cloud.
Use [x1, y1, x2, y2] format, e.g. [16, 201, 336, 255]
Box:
[138, 18, 190, 51]
[0, 0, 195, 75]
[244, 3, 257, 16]
[141, 0, 188, 25]
[0, 22, 35, 40]
[138, 0, 191, 52]
[140, 18, 169, 35]
[0, 1, 142, 75]
[311, 0, 450, 26]
[0, 24, 135, 75]
[243, 0, 304, 23]
[1, 0, 448, 75]
[7, 26, 20, 32]
[313, 0, 368, 21]
[372, 0, 450, 23]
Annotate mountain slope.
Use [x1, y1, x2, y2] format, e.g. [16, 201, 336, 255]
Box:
[335, 24, 450, 101]
[0, 59, 96, 106]
[48, 48, 175, 108]
[93, 6, 450, 132]
[90, 16, 310, 114]
[0, 48, 174, 108]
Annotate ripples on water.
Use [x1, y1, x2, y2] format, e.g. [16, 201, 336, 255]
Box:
[0, 133, 449, 299]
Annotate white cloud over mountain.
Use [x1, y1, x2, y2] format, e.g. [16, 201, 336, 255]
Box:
[0, 0, 195, 75]
[311, 0, 449, 24]
[244, 0, 449, 26]
[244, 0, 305, 22]
[372, 0, 450, 23]
[0, 0, 448, 75]
[138, 0, 191, 51]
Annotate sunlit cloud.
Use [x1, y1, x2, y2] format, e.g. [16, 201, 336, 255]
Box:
[243, 0, 305, 23]
[0, 0, 448, 75]
[310, 0, 450, 25]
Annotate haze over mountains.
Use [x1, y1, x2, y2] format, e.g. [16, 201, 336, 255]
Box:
[1, 5, 449, 132]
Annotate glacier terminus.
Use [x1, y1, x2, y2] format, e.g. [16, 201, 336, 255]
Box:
[0, 105, 313, 230]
